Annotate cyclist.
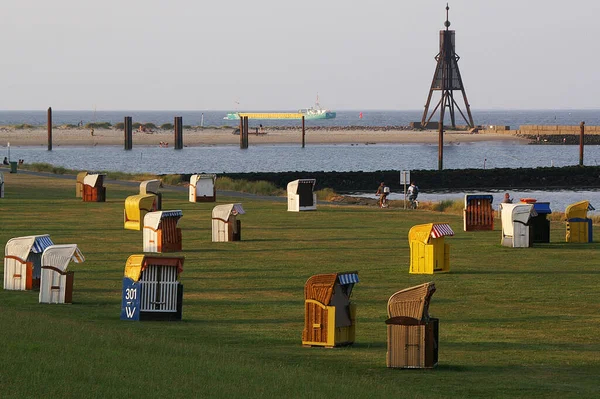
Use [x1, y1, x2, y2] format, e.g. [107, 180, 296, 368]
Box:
[407, 182, 419, 209]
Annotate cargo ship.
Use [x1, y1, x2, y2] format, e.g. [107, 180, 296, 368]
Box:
[223, 96, 336, 120]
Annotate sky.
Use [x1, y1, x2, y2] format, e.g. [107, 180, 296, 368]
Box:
[1, 0, 599, 111]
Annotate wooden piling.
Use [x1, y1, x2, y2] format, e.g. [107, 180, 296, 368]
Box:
[174, 117, 183, 149]
[240, 117, 249, 149]
[579, 121, 585, 166]
[47, 107, 52, 151]
[124, 116, 133, 150]
[239, 118, 244, 149]
[302, 116, 305, 148]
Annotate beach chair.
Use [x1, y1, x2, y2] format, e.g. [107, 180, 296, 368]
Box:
[529, 202, 552, 243]
[124, 194, 158, 231]
[499, 203, 534, 247]
[409, 223, 454, 274]
[39, 244, 85, 304]
[211, 204, 245, 242]
[120, 255, 184, 321]
[385, 282, 439, 368]
[189, 174, 216, 202]
[143, 210, 183, 253]
[302, 271, 359, 348]
[140, 179, 162, 210]
[565, 200, 595, 243]
[463, 194, 494, 231]
[4, 235, 54, 291]
[287, 179, 317, 212]
[82, 173, 106, 202]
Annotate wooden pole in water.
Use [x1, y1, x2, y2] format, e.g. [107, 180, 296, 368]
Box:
[239, 116, 249, 149]
[174, 116, 183, 149]
[124, 116, 132, 150]
[47, 107, 52, 151]
[301, 116, 305, 148]
[244, 117, 249, 148]
[239, 118, 244, 149]
[579, 121, 585, 166]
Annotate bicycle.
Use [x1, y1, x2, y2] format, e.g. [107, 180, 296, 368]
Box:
[377, 194, 389, 208]
[407, 195, 419, 209]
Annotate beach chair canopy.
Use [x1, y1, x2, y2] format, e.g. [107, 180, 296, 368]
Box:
[464, 194, 493, 208]
[140, 179, 160, 195]
[532, 202, 552, 215]
[287, 179, 316, 195]
[191, 173, 216, 185]
[124, 194, 158, 229]
[500, 203, 535, 235]
[41, 244, 85, 273]
[408, 223, 454, 244]
[212, 204, 245, 221]
[83, 174, 106, 187]
[125, 194, 157, 213]
[124, 254, 184, 283]
[387, 282, 436, 322]
[304, 271, 359, 304]
[5, 235, 54, 261]
[565, 200, 594, 219]
[144, 210, 183, 230]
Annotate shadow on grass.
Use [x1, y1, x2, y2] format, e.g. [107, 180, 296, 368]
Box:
[443, 340, 598, 352]
[453, 270, 600, 275]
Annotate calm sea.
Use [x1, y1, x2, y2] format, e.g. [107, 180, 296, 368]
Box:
[1, 109, 599, 128]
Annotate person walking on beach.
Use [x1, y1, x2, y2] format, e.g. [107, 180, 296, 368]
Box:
[376, 182, 389, 207]
[3, 157, 8, 165]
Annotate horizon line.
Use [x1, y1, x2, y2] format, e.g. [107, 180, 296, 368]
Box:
[1, 108, 599, 113]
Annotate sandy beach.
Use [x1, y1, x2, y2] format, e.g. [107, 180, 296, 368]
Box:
[0, 127, 528, 147]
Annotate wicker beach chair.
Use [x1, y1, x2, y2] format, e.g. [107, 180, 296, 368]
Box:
[387, 282, 436, 322]
[302, 271, 358, 348]
[386, 282, 439, 369]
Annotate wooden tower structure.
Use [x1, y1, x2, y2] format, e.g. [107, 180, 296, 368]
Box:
[421, 4, 474, 130]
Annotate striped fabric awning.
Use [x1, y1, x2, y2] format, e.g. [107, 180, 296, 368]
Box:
[31, 236, 54, 253]
[161, 210, 183, 218]
[337, 272, 359, 285]
[430, 224, 454, 239]
[466, 194, 493, 203]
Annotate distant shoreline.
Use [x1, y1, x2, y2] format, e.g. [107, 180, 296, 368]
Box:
[0, 126, 529, 147]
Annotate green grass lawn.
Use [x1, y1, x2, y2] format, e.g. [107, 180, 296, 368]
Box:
[1, 173, 599, 398]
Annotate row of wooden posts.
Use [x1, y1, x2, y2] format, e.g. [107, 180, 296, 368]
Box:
[45, 108, 307, 152]
[44, 108, 587, 167]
